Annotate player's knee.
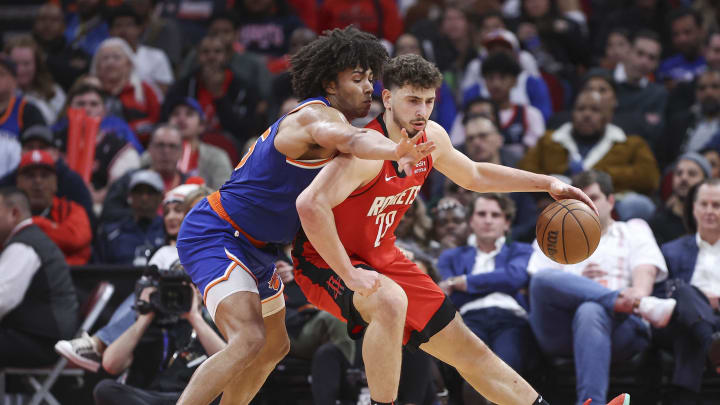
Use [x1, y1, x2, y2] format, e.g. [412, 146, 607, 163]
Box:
[227, 327, 267, 361]
[374, 287, 408, 322]
[272, 333, 291, 363]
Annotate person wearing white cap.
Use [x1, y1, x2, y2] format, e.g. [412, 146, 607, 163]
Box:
[95, 169, 165, 265]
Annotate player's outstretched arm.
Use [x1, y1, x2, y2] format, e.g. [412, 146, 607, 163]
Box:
[428, 121, 598, 214]
[303, 107, 434, 174]
[296, 154, 381, 296]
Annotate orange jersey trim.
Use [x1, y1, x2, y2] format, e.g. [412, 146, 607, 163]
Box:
[0, 96, 16, 126]
[207, 191, 267, 248]
[285, 156, 334, 167]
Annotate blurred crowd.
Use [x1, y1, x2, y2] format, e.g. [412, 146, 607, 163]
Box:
[1, 0, 720, 404]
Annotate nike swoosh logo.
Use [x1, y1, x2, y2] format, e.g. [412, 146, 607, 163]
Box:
[385, 175, 397, 181]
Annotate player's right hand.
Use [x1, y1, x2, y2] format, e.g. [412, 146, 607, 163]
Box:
[395, 128, 435, 175]
[345, 268, 381, 297]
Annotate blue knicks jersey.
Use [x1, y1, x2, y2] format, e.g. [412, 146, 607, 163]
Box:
[218, 97, 334, 244]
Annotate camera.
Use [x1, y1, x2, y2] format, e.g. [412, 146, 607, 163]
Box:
[134, 261, 194, 325]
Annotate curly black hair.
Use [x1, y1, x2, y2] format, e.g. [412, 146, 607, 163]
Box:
[290, 26, 388, 100]
[382, 54, 442, 91]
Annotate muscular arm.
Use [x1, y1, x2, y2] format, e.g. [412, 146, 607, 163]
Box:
[429, 121, 596, 211]
[629, 264, 658, 298]
[296, 154, 380, 287]
[282, 106, 430, 174]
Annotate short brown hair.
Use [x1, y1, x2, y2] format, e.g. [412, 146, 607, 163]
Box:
[472, 193, 516, 223]
[572, 170, 614, 196]
[382, 54, 443, 91]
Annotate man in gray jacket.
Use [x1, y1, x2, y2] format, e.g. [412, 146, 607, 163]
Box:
[0, 186, 78, 367]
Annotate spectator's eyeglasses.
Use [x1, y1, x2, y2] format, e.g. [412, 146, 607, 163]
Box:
[151, 142, 181, 150]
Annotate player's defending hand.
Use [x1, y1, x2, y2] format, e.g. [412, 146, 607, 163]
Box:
[395, 128, 435, 175]
[345, 267, 381, 297]
[548, 180, 599, 216]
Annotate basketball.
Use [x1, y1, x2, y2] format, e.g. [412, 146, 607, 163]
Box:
[536, 199, 601, 264]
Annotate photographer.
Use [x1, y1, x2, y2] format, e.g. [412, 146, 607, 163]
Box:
[55, 184, 212, 372]
[93, 282, 226, 405]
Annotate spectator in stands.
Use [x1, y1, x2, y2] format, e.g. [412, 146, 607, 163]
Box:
[234, 0, 305, 59]
[462, 115, 520, 168]
[125, 0, 183, 68]
[5, 35, 66, 124]
[429, 197, 470, 258]
[32, 3, 91, 92]
[56, 183, 209, 372]
[0, 56, 47, 178]
[519, 90, 660, 220]
[657, 178, 720, 402]
[0, 125, 94, 225]
[63, 0, 110, 56]
[701, 143, 720, 179]
[527, 170, 676, 405]
[599, 28, 631, 71]
[177, 12, 272, 102]
[548, 69, 651, 145]
[480, 52, 545, 156]
[658, 7, 707, 86]
[0, 186, 78, 367]
[662, 69, 720, 170]
[102, 125, 187, 223]
[448, 97, 500, 146]
[515, 0, 590, 82]
[318, 0, 404, 44]
[649, 153, 710, 245]
[461, 29, 553, 122]
[166, 97, 232, 190]
[438, 193, 536, 404]
[612, 30, 667, 148]
[106, 4, 174, 95]
[394, 198, 438, 281]
[475, 12, 541, 77]
[164, 35, 262, 144]
[15, 150, 92, 265]
[54, 83, 141, 209]
[95, 169, 165, 265]
[93, 280, 225, 404]
[91, 38, 161, 144]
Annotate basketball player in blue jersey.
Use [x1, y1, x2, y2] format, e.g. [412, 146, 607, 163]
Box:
[175, 27, 435, 405]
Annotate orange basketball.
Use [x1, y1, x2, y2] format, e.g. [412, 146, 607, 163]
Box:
[535, 199, 601, 264]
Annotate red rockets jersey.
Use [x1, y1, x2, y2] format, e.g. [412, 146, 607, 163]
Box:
[317, 115, 433, 269]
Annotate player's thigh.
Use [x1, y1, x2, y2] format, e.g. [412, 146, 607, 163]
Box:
[214, 290, 266, 343]
[352, 273, 408, 324]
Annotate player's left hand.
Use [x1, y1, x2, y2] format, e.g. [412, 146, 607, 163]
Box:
[395, 128, 435, 175]
[548, 180, 599, 216]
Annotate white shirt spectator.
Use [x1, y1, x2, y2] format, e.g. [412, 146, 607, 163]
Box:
[25, 85, 66, 125]
[499, 103, 546, 148]
[135, 45, 174, 91]
[0, 218, 41, 320]
[692, 233, 720, 297]
[458, 236, 528, 317]
[148, 245, 180, 270]
[528, 219, 668, 290]
[0, 134, 21, 178]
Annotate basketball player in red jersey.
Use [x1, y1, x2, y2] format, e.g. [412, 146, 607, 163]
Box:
[293, 54, 629, 405]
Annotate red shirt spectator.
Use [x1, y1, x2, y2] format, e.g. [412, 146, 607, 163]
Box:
[318, 0, 404, 43]
[15, 149, 92, 265]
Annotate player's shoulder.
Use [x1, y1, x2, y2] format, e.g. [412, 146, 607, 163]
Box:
[424, 120, 450, 141]
[287, 102, 347, 126]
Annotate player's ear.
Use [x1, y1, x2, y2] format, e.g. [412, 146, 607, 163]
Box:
[382, 88, 392, 110]
[323, 79, 337, 96]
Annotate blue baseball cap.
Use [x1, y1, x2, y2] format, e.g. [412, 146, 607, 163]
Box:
[170, 97, 205, 121]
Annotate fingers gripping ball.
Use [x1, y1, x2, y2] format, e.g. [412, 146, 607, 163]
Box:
[536, 199, 601, 264]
